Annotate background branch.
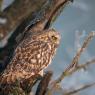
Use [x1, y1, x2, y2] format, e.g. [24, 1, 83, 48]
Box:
[53, 32, 95, 85]
[65, 82, 95, 95]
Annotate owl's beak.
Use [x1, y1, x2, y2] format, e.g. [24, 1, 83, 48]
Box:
[55, 32, 60, 47]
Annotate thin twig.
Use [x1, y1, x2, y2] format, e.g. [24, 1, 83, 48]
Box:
[59, 57, 95, 77]
[65, 82, 95, 95]
[77, 58, 95, 70]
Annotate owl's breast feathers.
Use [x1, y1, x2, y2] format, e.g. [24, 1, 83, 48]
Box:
[0, 39, 56, 84]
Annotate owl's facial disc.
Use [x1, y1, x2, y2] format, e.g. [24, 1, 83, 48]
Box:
[33, 29, 60, 46]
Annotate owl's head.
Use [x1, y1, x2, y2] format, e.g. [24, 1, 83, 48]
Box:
[33, 29, 60, 47]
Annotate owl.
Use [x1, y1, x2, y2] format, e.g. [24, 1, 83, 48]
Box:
[0, 29, 60, 84]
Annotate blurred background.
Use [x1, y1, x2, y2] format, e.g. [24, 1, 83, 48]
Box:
[1, 0, 95, 95]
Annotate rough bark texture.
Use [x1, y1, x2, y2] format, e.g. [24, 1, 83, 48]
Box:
[0, 0, 46, 40]
[35, 71, 53, 95]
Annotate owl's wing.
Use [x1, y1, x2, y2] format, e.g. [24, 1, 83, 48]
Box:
[11, 40, 51, 75]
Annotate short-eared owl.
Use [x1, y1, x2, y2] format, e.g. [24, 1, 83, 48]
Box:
[1, 29, 60, 83]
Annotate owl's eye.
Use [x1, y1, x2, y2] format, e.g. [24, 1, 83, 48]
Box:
[51, 35, 57, 41]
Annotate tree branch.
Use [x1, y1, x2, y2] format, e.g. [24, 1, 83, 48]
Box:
[0, 0, 46, 40]
[35, 71, 53, 95]
[65, 82, 95, 95]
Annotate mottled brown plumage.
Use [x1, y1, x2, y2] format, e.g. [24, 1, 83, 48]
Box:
[0, 29, 60, 84]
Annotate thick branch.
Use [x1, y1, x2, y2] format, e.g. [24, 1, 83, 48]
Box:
[0, 0, 46, 40]
[20, 74, 41, 94]
[35, 71, 53, 95]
